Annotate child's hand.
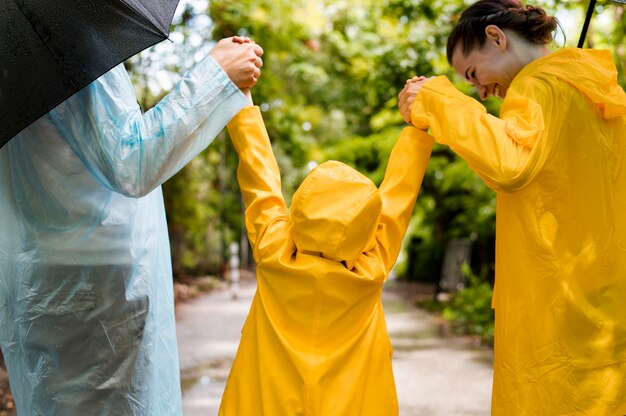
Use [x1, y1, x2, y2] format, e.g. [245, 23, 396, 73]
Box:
[241, 88, 253, 106]
[210, 37, 263, 88]
[398, 76, 430, 124]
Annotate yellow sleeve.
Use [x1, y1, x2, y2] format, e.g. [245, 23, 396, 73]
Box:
[375, 127, 434, 273]
[411, 75, 550, 192]
[227, 106, 289, 260]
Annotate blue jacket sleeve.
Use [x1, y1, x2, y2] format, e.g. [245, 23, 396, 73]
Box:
[49, 56, 249, 197]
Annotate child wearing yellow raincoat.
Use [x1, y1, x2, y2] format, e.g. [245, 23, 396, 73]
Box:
[218, 90, 434, 415]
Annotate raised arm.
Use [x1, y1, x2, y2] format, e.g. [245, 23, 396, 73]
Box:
[48, 39, 262, 197]
[227, 105, 289, 259]
[403, 75, 555, 192]
[375, 127, 434, 273]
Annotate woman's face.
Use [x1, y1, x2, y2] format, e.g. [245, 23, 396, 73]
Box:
[450, 27, 525, 100]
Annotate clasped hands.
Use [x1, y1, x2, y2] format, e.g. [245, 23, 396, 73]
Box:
[210, 36, 264, 89]
[397, 75, 433, 125]
[209, 36, 434, 126]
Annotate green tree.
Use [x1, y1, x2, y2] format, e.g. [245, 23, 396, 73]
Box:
[126, 0, 626, 284]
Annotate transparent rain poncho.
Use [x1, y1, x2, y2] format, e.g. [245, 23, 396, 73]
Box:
[0, 56, 248, 415]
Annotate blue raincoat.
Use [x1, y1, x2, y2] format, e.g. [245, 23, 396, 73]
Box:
[0, 56, 248, 415]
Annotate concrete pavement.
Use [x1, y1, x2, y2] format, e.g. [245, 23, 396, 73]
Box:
[175, 277, 493, 415]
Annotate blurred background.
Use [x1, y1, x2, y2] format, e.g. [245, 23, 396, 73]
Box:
[2, 0, 626, 413]
[136, 0, 624, 344]
[139, 0, 624, 291]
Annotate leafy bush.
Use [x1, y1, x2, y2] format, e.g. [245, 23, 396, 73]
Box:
[442, 263, 494, 345]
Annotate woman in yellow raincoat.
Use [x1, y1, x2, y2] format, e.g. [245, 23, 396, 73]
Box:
[218, 90, 433, 415]
[398, 0, 626, 415]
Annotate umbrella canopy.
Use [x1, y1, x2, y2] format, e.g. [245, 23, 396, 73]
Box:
[0, 0, 180, 148]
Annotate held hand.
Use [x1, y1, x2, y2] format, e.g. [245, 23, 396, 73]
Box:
[210, 37, 264, 88]
[398, 76, 430, 124]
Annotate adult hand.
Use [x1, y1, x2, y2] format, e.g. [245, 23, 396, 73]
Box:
[398, 76, 430, 124]
[210, 37, 264, 88]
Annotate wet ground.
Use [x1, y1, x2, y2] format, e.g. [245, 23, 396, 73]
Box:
[175, 276, 494, 415]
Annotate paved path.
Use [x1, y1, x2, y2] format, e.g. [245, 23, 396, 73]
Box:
[176, 278, 493, 415]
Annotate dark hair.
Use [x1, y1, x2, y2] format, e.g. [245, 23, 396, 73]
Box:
[446, 0, 559, 64]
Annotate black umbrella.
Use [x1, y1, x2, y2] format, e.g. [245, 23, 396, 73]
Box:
[0, 0, 180, 148]
[578, 0, 626, 48]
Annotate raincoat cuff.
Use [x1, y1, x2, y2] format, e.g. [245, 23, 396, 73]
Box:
[402, 126, 435, 148]
[227, 106, 262, 152]
[410, 75, 458, 133]
[229, 105, 261, 123]
[199, 55, 248, 101]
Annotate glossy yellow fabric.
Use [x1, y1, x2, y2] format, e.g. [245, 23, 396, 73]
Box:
[412, 48, 626, 415]
[220, 106, 433, 415]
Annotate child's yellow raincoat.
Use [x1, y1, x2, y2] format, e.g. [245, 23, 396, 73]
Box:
[411, 48, 626, 415]
[219, 106, 433, 415]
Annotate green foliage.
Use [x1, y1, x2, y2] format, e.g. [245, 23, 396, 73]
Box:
[442, 263, 495, 345]
[126, 0, 626, 282]
[324, 126, 400, 184]
[162, 133, 240, 277]
[401, 142, 496, 283]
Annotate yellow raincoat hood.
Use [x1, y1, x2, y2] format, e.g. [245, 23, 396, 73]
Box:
[517, 48, 626, 119]
[290, 161, 382, 269]
[411, 48, 626, 415]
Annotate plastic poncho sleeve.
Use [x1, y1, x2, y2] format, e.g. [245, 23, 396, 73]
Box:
[48, 56, 248, 197]
[227, 106, 289, 261]
[410, 75, 553, 192]
[375, 127, 434, 273]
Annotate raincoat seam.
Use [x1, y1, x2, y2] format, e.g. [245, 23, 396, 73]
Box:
[254, 216, 289, 261]
[117, 1, 171, 37]
[136, 60, 234, 144]
[103, 57, 233, 150]
[338, 187, 380, 266]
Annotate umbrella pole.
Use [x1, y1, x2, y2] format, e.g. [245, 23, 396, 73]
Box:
[578, 0, 597, 48]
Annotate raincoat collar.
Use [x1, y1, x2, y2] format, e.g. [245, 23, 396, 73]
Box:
[514, 47, 626, 119]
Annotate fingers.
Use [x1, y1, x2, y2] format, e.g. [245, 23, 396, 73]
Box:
[244, 55, 263, 88]
[232, 36, 252, 44]
[240, 52, 262, 87]
[253, 43, 264, 57]
[230, 36, 264, 59]
[210, 38, 265, 88]
[398, 91, 413, 123]
[236, 63, 261, 88]
[246, 44, 264, 85]
[397, 85, 408, 106]
[402, 111, 411, 124]
[231, 36, 263, 56]
[397, 85, 410, 113]
[397, 77, 428, 124]
[406, 75, 425, 84]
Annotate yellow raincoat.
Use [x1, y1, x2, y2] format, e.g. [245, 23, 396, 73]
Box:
[411, 48, 626, 415]
[219, 106, 433, 415]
